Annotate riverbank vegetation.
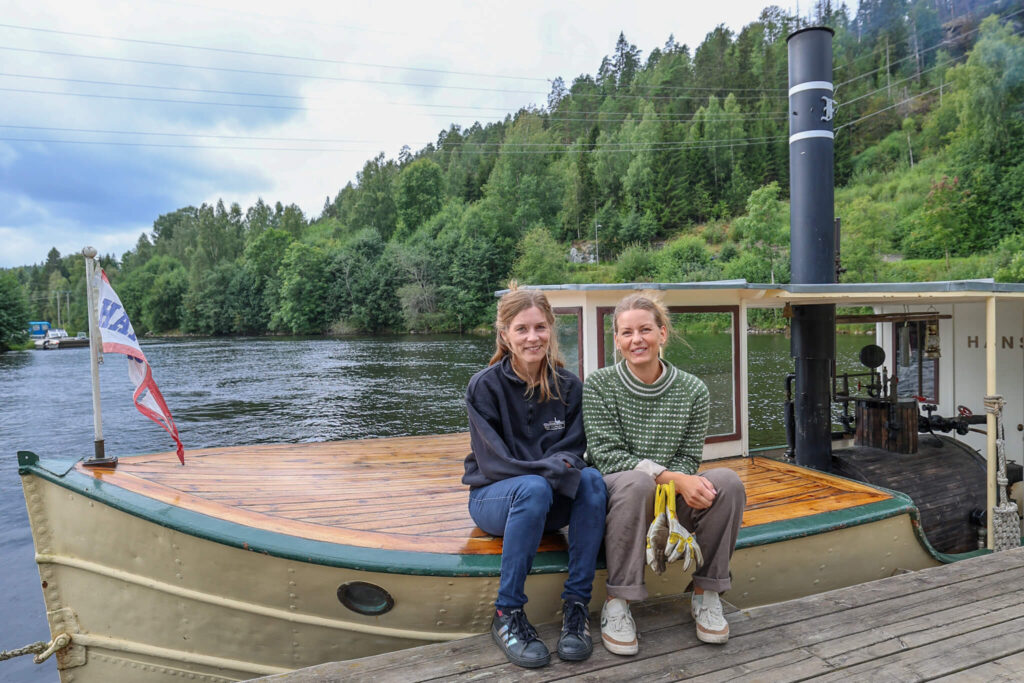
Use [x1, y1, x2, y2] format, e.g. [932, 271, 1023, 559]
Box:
[4, 0, 1023, 342]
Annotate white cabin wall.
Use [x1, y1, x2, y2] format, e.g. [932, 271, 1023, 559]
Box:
[878, 301, 1024, 466]
[950, 301, 1024, 466]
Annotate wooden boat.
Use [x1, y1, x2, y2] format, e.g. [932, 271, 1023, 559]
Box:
[18, 279, 1024, 683]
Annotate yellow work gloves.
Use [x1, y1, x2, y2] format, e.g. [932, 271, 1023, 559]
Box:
[645, 484, 671, 574]
[645, 480, 704, 575]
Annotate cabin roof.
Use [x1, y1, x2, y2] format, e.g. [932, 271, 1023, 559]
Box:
[505, 279, 1024, 306]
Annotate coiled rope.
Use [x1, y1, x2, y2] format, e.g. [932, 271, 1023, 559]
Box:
[985, 394, 1020, 551]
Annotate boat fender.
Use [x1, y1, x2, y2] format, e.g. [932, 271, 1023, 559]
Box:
[1011, 482, 1024, 520]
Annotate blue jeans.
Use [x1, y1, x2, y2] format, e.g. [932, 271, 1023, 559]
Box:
[468, 467, 606, 610]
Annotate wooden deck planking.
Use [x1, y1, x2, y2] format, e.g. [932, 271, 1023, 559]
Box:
[78, 433, 891, 555]
[262, 547, 1024, 683]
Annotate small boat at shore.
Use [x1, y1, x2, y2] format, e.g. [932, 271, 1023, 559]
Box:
[17, 278, 1024, 683]
[34, 328, 89, 350]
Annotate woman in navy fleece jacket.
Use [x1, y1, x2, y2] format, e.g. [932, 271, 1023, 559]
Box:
[463, 287, 606, 669]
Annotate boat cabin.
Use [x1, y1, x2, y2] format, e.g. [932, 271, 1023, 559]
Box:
[28, 321, 51, 339]
[529, 279, 1024, 467]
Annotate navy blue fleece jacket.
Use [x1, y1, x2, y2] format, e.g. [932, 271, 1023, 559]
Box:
[462, 356, 588, 498]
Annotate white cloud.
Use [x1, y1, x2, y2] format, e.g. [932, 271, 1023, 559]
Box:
[1, 0, 846, 267]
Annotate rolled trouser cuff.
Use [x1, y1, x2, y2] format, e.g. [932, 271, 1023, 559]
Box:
[692, 575, 731, 593]
[605, 582, 648, 602]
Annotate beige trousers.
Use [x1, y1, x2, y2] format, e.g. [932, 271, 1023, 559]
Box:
[602, 467, 745, 600]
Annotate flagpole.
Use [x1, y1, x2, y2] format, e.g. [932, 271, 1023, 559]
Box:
[82, 246, 117, 468]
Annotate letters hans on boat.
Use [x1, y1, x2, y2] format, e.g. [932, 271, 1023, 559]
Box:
[95, 269, 185, 463]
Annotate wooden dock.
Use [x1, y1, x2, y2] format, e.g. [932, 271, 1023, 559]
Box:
[260, 546, 1024, 682]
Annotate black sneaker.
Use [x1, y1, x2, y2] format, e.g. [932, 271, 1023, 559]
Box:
[557, 600, 593, 661]
[491, 608, 550, 668]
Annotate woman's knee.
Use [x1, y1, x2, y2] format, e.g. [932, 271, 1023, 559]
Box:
[513, 474, 554, 507]
[705, 468, 746, 505]
[577, 467, 608, 507]
[606, 469, 656, 510]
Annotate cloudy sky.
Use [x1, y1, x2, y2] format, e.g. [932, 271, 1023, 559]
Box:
[0, 0, 831, 268]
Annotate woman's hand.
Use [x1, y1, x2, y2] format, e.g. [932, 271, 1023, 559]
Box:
[656, 471, 716, 510]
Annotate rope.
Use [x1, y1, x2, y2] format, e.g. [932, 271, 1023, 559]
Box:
[984, 395, 1020, 552]
[0, 642, 47, 661]
[0, 633, 72, 664]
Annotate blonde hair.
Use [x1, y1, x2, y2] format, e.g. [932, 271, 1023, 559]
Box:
[612, 292, 673, 336]
[490, 284, 564, 402]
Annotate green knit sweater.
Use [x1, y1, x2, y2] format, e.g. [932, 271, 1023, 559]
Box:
[582, 360, 710, 476]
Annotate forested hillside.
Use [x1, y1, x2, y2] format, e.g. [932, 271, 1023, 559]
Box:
[6, 0, 1024, 345]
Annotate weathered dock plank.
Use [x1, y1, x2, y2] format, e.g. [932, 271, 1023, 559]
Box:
[256, 547, 1024, 683]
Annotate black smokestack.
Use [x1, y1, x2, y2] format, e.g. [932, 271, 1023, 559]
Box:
[788, 27, 836, 472]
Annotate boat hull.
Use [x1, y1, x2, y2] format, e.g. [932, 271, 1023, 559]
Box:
[21, 467, 940, 682]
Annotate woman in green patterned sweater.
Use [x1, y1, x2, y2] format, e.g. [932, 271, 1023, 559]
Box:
[582, 293, 745, 654]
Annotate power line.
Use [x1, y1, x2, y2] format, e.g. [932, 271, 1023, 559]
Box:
[0, 123, 406, 145]
[0, 22, 553, 84]
[0, 22, 788, 94]
[836, 86, 944, 131]
[0, 123, 787, 148]
[0, 45, 784, 102]
[0, 85, 310, 111]
[838, 52, 966, 108]
[0, 72, 788, 121]
[0, 83, 790, 124]
[0, 45, 548, 96]
[831, 0, 1007, 73]
[835, 5, 1024, 89]
[0, 133, 787, 155]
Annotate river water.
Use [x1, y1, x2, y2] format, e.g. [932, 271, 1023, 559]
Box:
[0, 333, 868, 681]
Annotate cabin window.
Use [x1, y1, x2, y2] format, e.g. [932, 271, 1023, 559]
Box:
[597, 306, 740, 442]
[554, 307, 583, 378]
[892, 320, 938, 403]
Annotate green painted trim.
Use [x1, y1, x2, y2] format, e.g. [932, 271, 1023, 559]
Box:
[736, 490, 916, 549]
[18, 451, 961, 577]
[20, 452, 538, 577]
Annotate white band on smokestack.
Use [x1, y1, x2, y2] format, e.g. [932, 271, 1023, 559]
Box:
[789, 130, 835, 144]
[789, 80, 833, 95]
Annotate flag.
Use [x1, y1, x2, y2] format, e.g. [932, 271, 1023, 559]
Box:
[95, 270, 185, 464]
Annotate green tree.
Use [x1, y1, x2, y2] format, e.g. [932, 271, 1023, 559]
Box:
[901, 176, 972, 265]
[0, 271, 30, 352]
[394, 158, 445, 239]
[995, 233, 1024, 283]
[513, 227, 567, 284]
[653, 236, 720, 282]
[351, 153, 399, 240]
[614, 244, 657, 282]
[181, 262, 239, 335]
[731, 182, 788, 283]
[327, 229, 401, 332]
[277, 242, 331, 334]
[239, 227, 294, 333]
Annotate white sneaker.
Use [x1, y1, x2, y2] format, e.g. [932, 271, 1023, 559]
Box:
[691, 590, 729, 644]
[600, 598, 639, 655]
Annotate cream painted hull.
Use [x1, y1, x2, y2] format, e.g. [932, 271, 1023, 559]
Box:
[22, 473, 939, 682]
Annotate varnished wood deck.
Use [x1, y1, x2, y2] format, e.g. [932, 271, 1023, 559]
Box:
[78, 433, 891, 555]
[264, 546, 1024, 682]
